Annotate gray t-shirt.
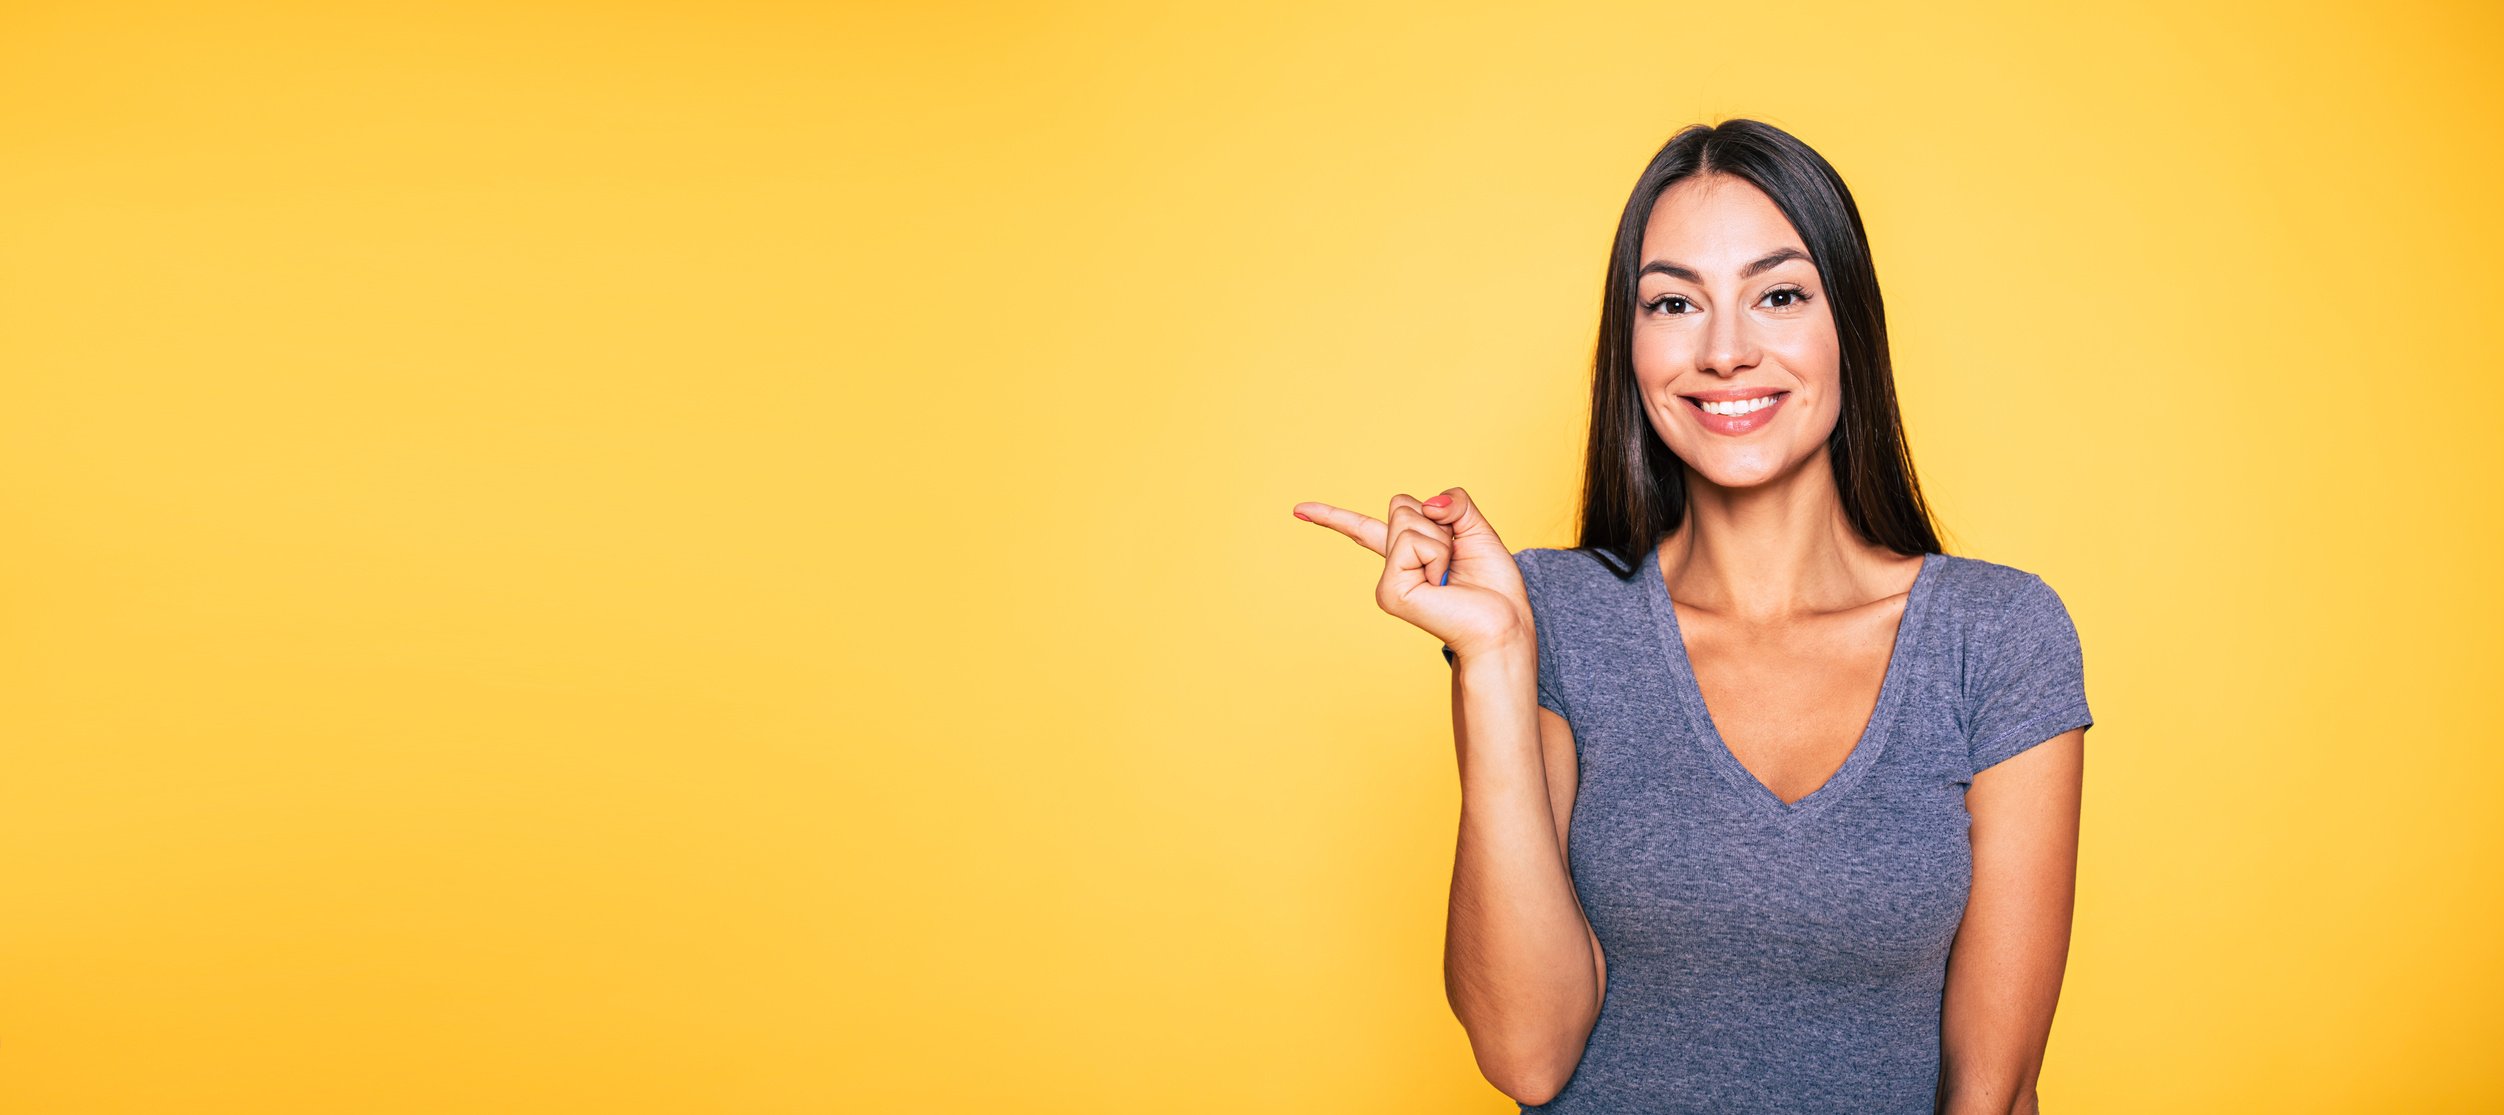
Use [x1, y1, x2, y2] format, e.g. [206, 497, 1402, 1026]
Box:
[1502, 542, 2094, 1113]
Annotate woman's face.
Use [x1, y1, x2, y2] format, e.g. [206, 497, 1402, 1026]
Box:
[1632, 173, 1842, 491]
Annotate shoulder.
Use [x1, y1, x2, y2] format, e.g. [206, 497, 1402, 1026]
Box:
[1929, 552, 2060, 609]
[1511, 545, 1644, 601]
[1927, 553, 2080, 635]
[1925, 553, 2088, 680]
[1510, 545, 1646, 633]
[1509, 544, 1583, 573]
[1928, 554, 2096, 765]
[1511, 544, 1638, 580]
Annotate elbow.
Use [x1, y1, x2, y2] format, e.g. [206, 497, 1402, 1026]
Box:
[1482, 1059, 1568, 1107]
[1443, 951, 1599, 1105]
[1509, 1079, 1566, 1108]
[1937, 1078, 2039, 1115]
[1469, 1029, 1587, 1107]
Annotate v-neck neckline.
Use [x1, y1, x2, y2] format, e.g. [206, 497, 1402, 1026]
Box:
[1641, 542, 1939, 821]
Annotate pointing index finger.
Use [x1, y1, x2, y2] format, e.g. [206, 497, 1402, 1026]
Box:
[1291, 501, 1390, 556]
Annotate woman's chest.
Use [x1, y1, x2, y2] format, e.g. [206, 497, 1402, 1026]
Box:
[1563, 692, 1979, 981]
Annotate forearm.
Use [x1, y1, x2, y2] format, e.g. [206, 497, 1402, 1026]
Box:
[1935, 969, 2056, 1115]
[1935, 1010, 2051, 1115]
[1442, 638, 1597, 1098]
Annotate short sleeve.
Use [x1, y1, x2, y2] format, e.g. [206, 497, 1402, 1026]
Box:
[1519, 549, 1570, 718]
[1534, 656, 1568, 719]
[1964, 573, 2094, 774]
[1441, 550, 1570, 719]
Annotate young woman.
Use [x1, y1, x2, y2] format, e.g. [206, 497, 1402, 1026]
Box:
[1292, 119, 2092, 1113]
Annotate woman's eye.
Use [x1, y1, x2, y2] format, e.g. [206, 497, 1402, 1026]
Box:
[1644, 288, 1812, 315]
[1763, 286, 1812, 309]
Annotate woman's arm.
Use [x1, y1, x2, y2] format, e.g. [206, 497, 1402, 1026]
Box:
[1937, 727, 2087, 1115]
[1443, 636, 1603, 1106]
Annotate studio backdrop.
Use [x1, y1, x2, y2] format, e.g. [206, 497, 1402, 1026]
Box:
[2, 2, 2497, 1112]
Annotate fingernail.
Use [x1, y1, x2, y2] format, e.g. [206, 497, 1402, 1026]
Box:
[1293, 510, 1312, 522]
[1439, 569, 1450, 586]
[1425, 494, 1452, 508]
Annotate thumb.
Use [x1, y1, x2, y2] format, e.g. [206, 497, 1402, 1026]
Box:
[1419, 486, 1505, 551]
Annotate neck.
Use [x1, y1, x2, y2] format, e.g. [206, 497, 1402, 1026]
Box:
[1657, 448, 1902, 621]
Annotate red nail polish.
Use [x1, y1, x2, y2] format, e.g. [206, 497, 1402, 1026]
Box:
[1425, 495, 1452, 508]
[1293, 510, 1312, 522]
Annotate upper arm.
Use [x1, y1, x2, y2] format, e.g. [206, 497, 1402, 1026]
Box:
[1938, 724, 2085, 1107]
[1514, 549, 1607, 1009]
[1536, 706, 1607, 1004]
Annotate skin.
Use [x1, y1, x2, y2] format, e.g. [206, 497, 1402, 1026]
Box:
[1292, 172, 2082, 1113]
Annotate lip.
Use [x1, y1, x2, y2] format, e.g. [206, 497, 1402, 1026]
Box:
[1678, 386, 1788, 402]
[1676, 389, 1790, 436]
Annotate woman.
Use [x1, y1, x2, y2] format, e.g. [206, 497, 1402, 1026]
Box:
[1291, 119, 2092, 1113]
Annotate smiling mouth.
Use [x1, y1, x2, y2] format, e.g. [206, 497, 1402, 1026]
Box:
[1681, 391, 1789, 416]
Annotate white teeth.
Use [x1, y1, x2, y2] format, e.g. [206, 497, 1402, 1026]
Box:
[1700, 395, 1780, 416]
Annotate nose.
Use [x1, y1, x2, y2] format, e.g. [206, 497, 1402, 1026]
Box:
[1697, 303, 1759, 378]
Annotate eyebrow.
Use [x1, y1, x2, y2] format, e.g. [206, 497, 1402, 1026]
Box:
[1638, 247, 1813, 284]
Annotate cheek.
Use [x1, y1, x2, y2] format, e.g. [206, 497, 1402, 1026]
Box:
[1630, 331, 1683, 388]
[1768, 329, 1838, 375]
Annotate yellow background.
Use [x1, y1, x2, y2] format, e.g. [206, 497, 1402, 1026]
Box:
[3, 2, 2498, 1111]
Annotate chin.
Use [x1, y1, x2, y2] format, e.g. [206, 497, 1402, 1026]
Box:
[1688, 466, 1780, 491]
[1680, 449, 1803, 491]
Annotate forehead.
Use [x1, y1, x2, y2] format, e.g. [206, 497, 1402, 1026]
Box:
[1640, 174, 1805, 265]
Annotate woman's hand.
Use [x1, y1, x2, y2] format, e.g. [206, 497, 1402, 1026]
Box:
[1292, 487, 1530, 660]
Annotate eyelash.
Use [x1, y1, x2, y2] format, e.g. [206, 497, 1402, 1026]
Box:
[1642, 285, 1813, 316]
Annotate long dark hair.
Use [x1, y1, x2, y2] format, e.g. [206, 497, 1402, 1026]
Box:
[1572, 119, 1946, 577]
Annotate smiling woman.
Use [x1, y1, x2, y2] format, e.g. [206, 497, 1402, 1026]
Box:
[1292, 117, 2093, 1114]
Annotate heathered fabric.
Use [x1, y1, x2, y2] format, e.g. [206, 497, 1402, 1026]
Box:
[1500, 543, 2093, 1113]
